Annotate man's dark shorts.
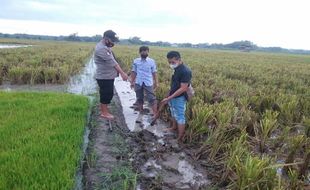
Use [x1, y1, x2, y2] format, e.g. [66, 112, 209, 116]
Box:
[97, 79, 114, 104]
[135, 83, 156, 105]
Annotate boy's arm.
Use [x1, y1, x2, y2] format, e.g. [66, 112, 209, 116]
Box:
[130, 61, 137, 88]
[114, 64, 128, 81]
[130, 71, 136, 88]
[152, 61, 158, 90]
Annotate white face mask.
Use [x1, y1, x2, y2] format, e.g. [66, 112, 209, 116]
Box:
[169, 63, 179, 69]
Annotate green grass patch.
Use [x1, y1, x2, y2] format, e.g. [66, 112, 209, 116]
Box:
[0, 91, 89, 189]
[99, 165, 137, 190]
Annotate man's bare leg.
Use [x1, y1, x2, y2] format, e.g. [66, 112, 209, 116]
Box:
[177, 124, 186, 142]
[100, 104, 114, 120]
[164, 118, 177, 132]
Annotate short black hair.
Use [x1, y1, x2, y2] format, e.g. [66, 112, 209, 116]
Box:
[139, 46, 149, 52]
[167, 51, 181, 59]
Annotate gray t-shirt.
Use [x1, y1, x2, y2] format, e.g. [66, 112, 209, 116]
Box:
[94, 42, 119, 79]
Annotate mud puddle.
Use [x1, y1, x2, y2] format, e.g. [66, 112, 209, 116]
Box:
[114, 77, 211, 189]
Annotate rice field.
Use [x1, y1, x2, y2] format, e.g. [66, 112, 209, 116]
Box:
[113, 45, 310, 189]
[0, 38, 94, 85]
[0, 38, 309, 189]
[0, 91, 89, 189]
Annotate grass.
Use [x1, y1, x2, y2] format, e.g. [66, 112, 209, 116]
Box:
[97, 123, 137, 190]
[99, 165, 137, 190]
[0, 91, 89, 189]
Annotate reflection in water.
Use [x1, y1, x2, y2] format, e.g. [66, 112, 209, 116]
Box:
[0, 44, 31, 49]
[114, 77, 141, 131]
[67, 57, 97, 95]
[67, 57, 96, 190]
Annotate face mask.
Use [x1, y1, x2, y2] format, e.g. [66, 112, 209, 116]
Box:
[169, 63, 179, 69]
[106, 41, 114, 47]
[105, 39, 114, 47]
[141, 54, 148, 59]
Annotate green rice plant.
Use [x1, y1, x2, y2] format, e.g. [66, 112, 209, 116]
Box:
[197, 124, 233, 161]
[0, 39, 94, 84]
[277, 94, 301, 125]
[298, 148, 310, 180]
[255, 110, 279, 152]
[187, 103, 214, 142]
[283, 135, 306, 175]
[228, 155, 278, 190]
[287, 169, 304, 190]
[227, 132, 249, 170]
[211, 101, 237, 129]
[303, 117, 310, 137]
[272, 126, 290, 149]
[7, 66, 31, 84]
[225, 132, 250, 183]
[240, 109, 259, 137]
[30, 67, 44, 85]
[0, 91, 89, 189]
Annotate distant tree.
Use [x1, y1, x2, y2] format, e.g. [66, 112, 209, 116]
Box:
[66, 33, 80, 41]
[1, 33, 309, 54]
[179, 43, 193, 48]
[128, 36, 142, 44]
[226, 41, 258, 52]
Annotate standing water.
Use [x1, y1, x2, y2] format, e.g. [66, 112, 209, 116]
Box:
[67, 57, 97, 95]
[0, 44, 31, 49]
[67, 57, 97, 190]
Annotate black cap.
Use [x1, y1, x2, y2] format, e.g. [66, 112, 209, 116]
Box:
[103, 30, 119, 42]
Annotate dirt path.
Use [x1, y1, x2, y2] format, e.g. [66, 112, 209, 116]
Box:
[83, 85, 211, 189]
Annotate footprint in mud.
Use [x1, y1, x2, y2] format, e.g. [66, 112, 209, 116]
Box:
[135, 114, 143, 123]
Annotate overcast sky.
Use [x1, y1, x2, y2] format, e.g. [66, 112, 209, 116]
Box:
[1, 0, 310, 50]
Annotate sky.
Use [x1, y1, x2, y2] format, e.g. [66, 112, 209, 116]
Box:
[0, 0, 310, 50]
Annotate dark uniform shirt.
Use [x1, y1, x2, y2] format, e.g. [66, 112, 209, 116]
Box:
[169, 63, 192, 98]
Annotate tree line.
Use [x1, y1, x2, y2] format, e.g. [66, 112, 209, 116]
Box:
[1, 32, 309, 54]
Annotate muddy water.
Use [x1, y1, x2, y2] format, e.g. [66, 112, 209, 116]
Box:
[114, 78, 211, 189]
